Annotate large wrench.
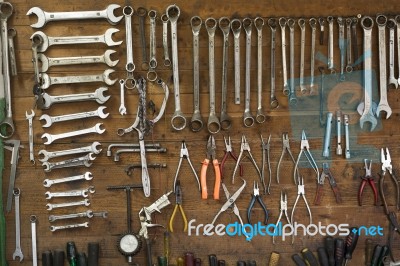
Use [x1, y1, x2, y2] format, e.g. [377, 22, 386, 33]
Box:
[288, 18, 297, 105]
[39, 106, 109, 127]
[205, 17, 221, 134]
[219, 17, 233, 129]
[119, 79, 127, 115]
[309, 18, 317, 93]
[30, 29, 122, 53]
[40, 69, 116, 89]
[337, 17, 346, 80]
[44, 172, 93, 187]
[31, 215, 37, 266]
[243, 18, 254, 127]
[46, 199, 90, 211]
[5, 140, 22, 212]
[38, 50, 118, 72]
[376, 15, 392, 119]
[268, 19, 279, 108]
[190, 16, 204, 132]
[39, 142, 101, 162]
[42, 154, 95, 172]
[231, 19, 242, 104]
[396, 16, 400, 85]
[41, 123, 105, 145]
[26, 110, 35, 164]
[298, 18, 306, 94]
[279, 17, 289, 96]
[359, 16, 377, 131]
[161, 14, 171, 66]
[137, 7, 148, 70]
[12, 188, 23, 261]
[167, 5, 186, 131]
[8, 28, 17, 76]
[388, 18, 398, 89]
[327, 16, 335, 72]
[27, 5, 123, 28]
[255, 17, 265, 123]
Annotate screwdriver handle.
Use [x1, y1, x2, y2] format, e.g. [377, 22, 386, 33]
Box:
[344, 227, 359, 261]
[87, 242, 99, 266]
[209, 254, 218, 266]
[185, 252, 195, 266]
[195, 258, 202, 266]
[268, 252, 280, 266]
[317, 247, 329, 266]
[301, 248, 318, 266]
[335, 238, 345, 266]
[247, 260, 256, 266]
[53, 249, 65, 266]
[76, 252, 87, 266]
[237, 261, 246, 266]
[325, 236, 335, 266]
[218, 260, 226, 266]
[158, 256, 167, 266]
[177, 257, 184, 266]
[364, 239, 374, 266]
[370, 245, 383, 266]
[42, 250, 53, 266]
[292, 254, 307, 266]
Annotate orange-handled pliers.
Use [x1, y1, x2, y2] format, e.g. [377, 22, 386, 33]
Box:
[200, 135, 221, 200]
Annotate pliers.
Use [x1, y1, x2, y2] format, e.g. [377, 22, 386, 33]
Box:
[220, 135, 243, 178]
[173, 141, 200, 192]
[291, 176, 312, 243]
[358, 159, 378, 206]
[294, 130, 319, 185]
[169, 181, 188, 232]
[276, 133, 296, 184]
[315, 162, 342, 205]
[201, 136, 221, 200]
[261, 134, 272, 194]
[247, 181, 269, 224]
[273, 191, 292, 244]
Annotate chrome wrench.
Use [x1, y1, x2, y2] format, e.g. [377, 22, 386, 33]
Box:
[231, 19, 242, 104]
[344, 114, 350, 158]
[346, 18, 353, 73]
[388, 18, 398, 89]
[190, 16, 203, 132]
[319, 17, 325, 45]
[147, 10, 157, 81]
[161, 14, 171, 66]
[44, 172, 93, 187]
[39, 106, 109, 127]
[243, 18, 254, 127]
[42, 154, 95, 172]
[13, 188, 23, 261]
[46, 199, 90, 211]
[137, 7, 148, 70]
[8, 28, 17, 76]
[268, 18, 279, 108]
[119, 79, 127, 115]
[336, 110, 342, 156]
[123, 6, 136, 89]
[309, 18, 317, 93]
[45, 186, 95, 199]
[49, 210, 94, 222]
[39, 142, 101, 162]
[338, 17, 346, 81]
[279, 17, 289, 96]
[205, 17, 220, 134]
[351, 18, 359, 69]
[298, 18, 306, 94]
[31, 215, 37, 266]
[26, 109, 35, 164]
[50, 222, 89, 232]
[255, 17, 265, 123]
[396, 15, 400, 85]
[220, 17, 233, 129]
[5, 140, 22, 212]
[41, 123, 105, 145]
[288, 18, 297, 105]
[327, 16, 335, 72]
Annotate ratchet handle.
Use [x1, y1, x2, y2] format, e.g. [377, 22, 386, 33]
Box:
[200, 159, 210, 199]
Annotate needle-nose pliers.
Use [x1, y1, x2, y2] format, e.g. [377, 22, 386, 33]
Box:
[247, 181, 269, 224]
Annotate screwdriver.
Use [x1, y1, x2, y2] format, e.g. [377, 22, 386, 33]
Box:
[325, 236, 335, 266]
[292, 254, 307, 266]
[194, 258, 202, 266]
[209, 254, 218, 266]
[185, 252, 194, 266]
[66, 242, 78, 266]
[164, 231, 170, 264]
[344, 227, 359, 266]
[370, 244, 383, 266]
[317, 247, 329, 266]
[364, 239, 374, 266]
[301, 248, 319, 266]
[334, 238, 345, 266]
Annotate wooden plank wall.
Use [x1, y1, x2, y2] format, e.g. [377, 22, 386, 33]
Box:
[4, 0, 400, 265]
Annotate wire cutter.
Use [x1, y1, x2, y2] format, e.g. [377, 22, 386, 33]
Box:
[169, 181, 188, 232]
[261, 134, 272, 194]
[247, 181, 269, 224]
[315, 162, 342, 205]
[358, 159, 378, 206]
[232, 135, 262, 188]
[273, 191, 292, 244]
[173, 141, 200, 192]
[201, 136, 221, 200]
[220, 135, 243, 178]
[380, 148, 400, 215]
[276, 133, 296, 184]
[294, 130, 319, 185]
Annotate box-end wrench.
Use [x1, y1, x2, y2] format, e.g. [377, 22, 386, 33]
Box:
[50, 222, 89, 232]
[46, 199, 90, 211]
[298, 18, 306, 94]
[319, 17, 325, 45]
[26, 109, 35, 164]
[344, 114, 350, 158]
[137, 7, 148, 71]
[255, 17, 265, 123]
[123, 6, 136, 90]
[206, 18, 221, 134]
[288, 18, 297, 106]
[336, 110, 342, 156]
[39, 142, 101, 162]
[376, 15, 392, 119]
[327, 16, 335, 73]
[39, 106, 109, 127]
[346, 18, 354, 73]
[279, 18, 289, 96]
[13, 189, 23, 261]
[388, 18, 398, 89]
[44, 172, 93, 188]
[268, 19, 279, 108]
[190, 16, 204, 132]
[49, 210, 94, 222]
[219, 17, 233, 129]
[119, 79, 127, 115]
[27, 4, 123, 28]
[162, 14, 171, 67]
[322, 112, 333, 158]
[147, 10, 158, 82]
[396, 16, 400, 85]
[337, 17, 346, 81]
[309, 18, 317, 93]
[8, 28, 17, 76]
[351, 18, 359, 69]
[231, 19, 242, 104]
[167, 5, 186, 131]
[243, 18, 254, 127]
[31, 215, 37, 266]
[41, 123, 105, 145]
[359, 16, 377, 131]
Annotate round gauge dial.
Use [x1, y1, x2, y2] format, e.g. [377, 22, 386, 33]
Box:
[117, 233, 142, 256]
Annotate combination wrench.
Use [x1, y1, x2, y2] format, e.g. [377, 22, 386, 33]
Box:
[49, 210, 94, 222]
[298, 18, 306, 94]
[39, 142, 102, 162]
[346, 18, 353, 73]
[50, 222, 89, 232]
[205, 17, 221, 134]
[219, 17, 233, 129]
[41, 123, 105, 145]
[137, 7, 148, 70]
[5, 140, 22, 212]
[119, 79, 127, 115]
[327, 16, 335, 72]
[45, 186, 95, 199]
[279, 17, 289, 96]
[39, 106, 109, 127]
[167, 5, 186, 131]
[351, 18, 359, 69]
[255, 17, 265, 123]
[288, 18, 297, 105]
[268, 18, 279, 108]
[243, 18, 254, 127]
[26, 110, 35, 164]
[43, 172, 93, 187]
[123, 6, 136, 89]
[31, 215, 37, 266]
[396, 16, 400, 85]
[231, 19, 242, 104]
[161, 14, 171, 66]
[190, 16, 204, 132]
[13, 188, 23, 261]
[337, 17, 346, 81]
[42, 153, 95, 172]
[376, 15, 392, 119]
[309, 18, 317, 92]
[46, 199, 90, 211]
[388, 18, 398, 89]
[148, 10, 158, 81]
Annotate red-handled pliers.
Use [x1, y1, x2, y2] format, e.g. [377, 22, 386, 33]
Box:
[358, 159, 378, 206]
[220, 135, 243, 178]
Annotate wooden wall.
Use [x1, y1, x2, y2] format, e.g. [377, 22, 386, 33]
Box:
[4, 0, 400, 265]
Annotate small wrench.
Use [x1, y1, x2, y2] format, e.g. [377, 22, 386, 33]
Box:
[327, 16, 335, 72]
[13, 188, 23, 261]
[231, 19, 242, 104]
[346, 18, 354, 73]
[288, 18, 297, 105]
[243, 18, 254, 127]
[388, 18, 398, 89]
[46, 199, 91, 211]
[279, 17, 289, 96]
[45, 186, 95, 199]
[309, 18, 317, 92]
[298, 18, 306, 94]
[268, 18, 279, 108]
[39, 143, 101, 162]
[41, 123, 105, 145]
[49, 210, 94, 222]
[119, 79, 127, 115]
[50, 222, 89, 232]
[161, 14, 171, 66]
[44, 172, 93, 187]
[39, 106, 109, 127]
[25, 110, 35, 164]
[255, 17, 266, 123]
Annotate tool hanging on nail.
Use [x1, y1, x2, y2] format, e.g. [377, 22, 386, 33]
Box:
[201, 136, 221, 200]
[173, 141, 200, 193]
[358, 159, 378, 206]
[277, 133, 296, 184]
[220, 136, 243, 179]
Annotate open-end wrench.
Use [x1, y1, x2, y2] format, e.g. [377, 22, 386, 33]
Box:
[298, 18, 306, 94]
[346, 18, 353, 73]
[45, 186, 95, 199]
[351, 17, 359, 69]
[344, 114, 350, 158]
[190, 16, 203, 132]
[46, 199, 90, 211]
[44, 172, 93, 187]
[27, 4, 122, 28]
[123, 6, 135, 89]
[359, 16, 377, 131]
[39, 142, 101, 162]
[219, 17, 233, 129]
[39, 106, 109, 127]
[50, 222, 89, 232]
[376, 15, 392, 119]
[31, 215, 37, 266]
[396, 16, 400, 85]
[8, 28, 17, 76]
[231, 19, 242, 104]
[243, 18, 254, 127]
[279, 17, 289, 96]
[41, 87, 110, 109]
[26, 110, 35, 164]
[205, 17, 221, 134]
[322, 112, 333, 158]
[327, 16, 335, 72]
[49, 210, 94, 222]
[336, 110, 342, 156]
[309, 18, 317, 93]
[255, 17, 265, 123]
[137, 7, 148, 70]
[38, 50, 118, 72]
[42, 153, 95, 172]
[167, 5, 186, 131]
[119, 79, 126, 115]
[30, 29, 122, 53]
[161, 14, 171, 66]
[319, 17, 325, 45]
[337, 17, 346, 81]
[40, 69, 116, 89]
[288, 18, 297, 105]
[388, 18, 398, 89]
[41, 123, 105, 145]
[13, 188, 23, 261]
[268, 19, 279, 108]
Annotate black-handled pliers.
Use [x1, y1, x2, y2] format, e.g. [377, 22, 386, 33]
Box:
[247, 181, 269, 224]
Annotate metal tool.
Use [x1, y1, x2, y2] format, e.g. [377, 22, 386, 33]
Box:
[44, 172, 93, 188]
[315, 162, 342, 205]
[7, 28, 17, 76]
[41, 123, 105, 145]
[358, 159, 378, 206]
[279, 17, 289, 96]
[169, 181, 188, 232]
[27, 4, 122, 27]
[30, 29, 122, 53]
[344, 114, 350, 158]
[261, 135, 271, 194]
[220, 17, 233, 129]
[173, 141, 200, 192]
[148, 10, 158, 81]
[161, 14, 171, 66]
[346, 18, 353, 73]
[5, 140, 23, 212]
[298, 18, 306, 94]
[277, 133, 296, 184]
[46, 199, 90, 211]
[322, 112, 333, 158]
[49, 210, 94, 222]
[45, 186, 95, 199]
[338, 17, 346, 80]
[319, 17, 325, 45]
[380, 148, 400, 215]
[137, 7, 148, 70]
[351, 17, 359, 68]
[288, 18, 297, 105]
[396, 16, 400, 85]
[221, 135, 243, 179]
[247, 181, 269, 224]
[123, 5, 136, 89]
[26, 109, 35, 164]
[114, 147, 166, 162]
[31, 215, 37, 266]
[39, 142, 101, 162]
[319, 67, 326, 126]
[231, 19, 242, 104]
[119, 79, 127, 115]
[107, 143, 160, 156]
[201, 135, 221, 199]
[359, 16, 377, 131]
[12, 188, 23, 261]
[273, 191, 292, 244]
[167, 5, 186, 131]
[309, 18, 317, 92]
[243, 18, 254, 126]
[50, 222, 89, 232]
[336, 111, 342, 155]
[254, 17, 266, 123]
[42, 153, 95, 172]
[388, 18, 398, 89]
[268, 18, 279, 108]
[294, 130, 319, 184]
[327, 16, 335, 72]
[190, 16, 204, 132]
[291, 177, 312, 243]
